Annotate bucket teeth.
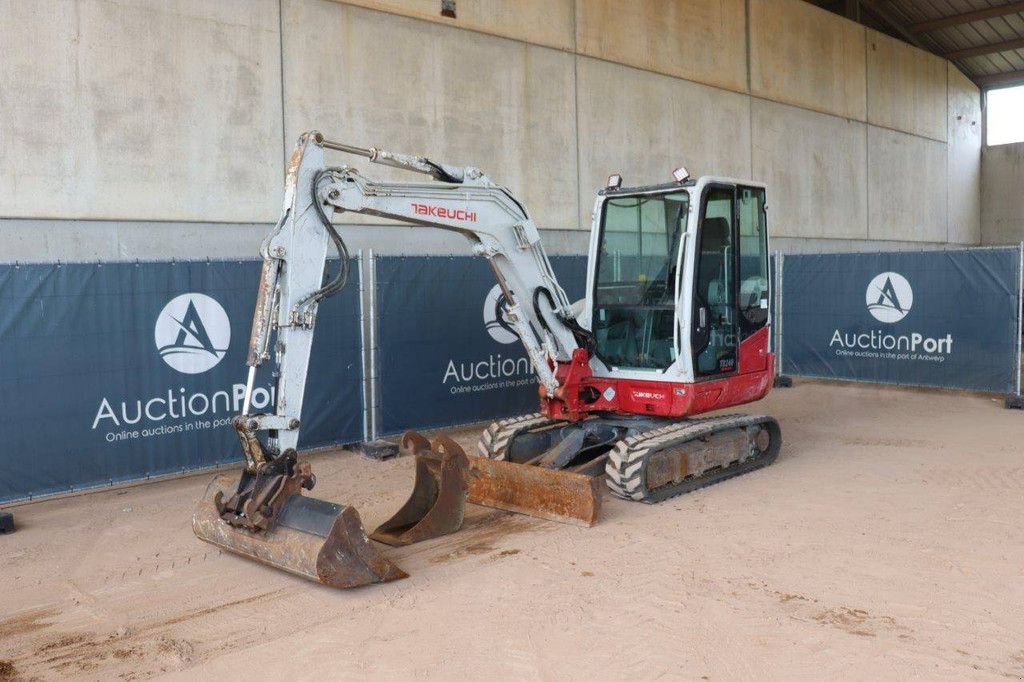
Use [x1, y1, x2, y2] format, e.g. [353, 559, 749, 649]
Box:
[370, 432, 469, 547]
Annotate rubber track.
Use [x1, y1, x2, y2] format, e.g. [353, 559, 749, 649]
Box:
[604, 414, 781, 503]
[477, 413, 561, 461]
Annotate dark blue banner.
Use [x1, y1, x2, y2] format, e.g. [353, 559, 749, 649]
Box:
[781, 248, 1021, 392]
[376, 256, 587, 435]
[0, 260, 362, 502]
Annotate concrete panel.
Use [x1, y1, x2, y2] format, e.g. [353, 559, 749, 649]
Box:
[576, 58, 751, 226]
[866, 30, 947, 142]
[751, 100, 867, 240]
[946, 66, 981, 245]
[0, 220, 267, 262]
[331, 0, 573, 50]
[867, 127, 947, 243]
[0, 0, 283, 222]
[773, 237, 953, 254]
[749, 0, 866, 120]
[575, 0, 747, 94]
[282, 1, 578, 230]
[981, 142, 1024, 245]
[0, 220, 590, 262]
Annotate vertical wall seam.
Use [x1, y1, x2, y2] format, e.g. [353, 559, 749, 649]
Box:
[946, 65, 951, 244]
[746, 0, 754, 179]
[745, 0, 753, 94]
[572, 0, 582, 232]
[278, 0, 287, 174]
[864, 27, 872, 242]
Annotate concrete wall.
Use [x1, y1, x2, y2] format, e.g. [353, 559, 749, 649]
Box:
[749, 0, 866, 121]
[982, 142, 1024, 245]
[0, 0, 983, 261]
[0, 0, 283, 224]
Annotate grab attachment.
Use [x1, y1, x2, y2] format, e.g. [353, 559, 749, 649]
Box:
[370, 432, 469, 546]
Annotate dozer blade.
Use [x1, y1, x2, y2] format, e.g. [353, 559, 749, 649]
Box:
[370, 432, 469, 546]
[399, 431, 601, 527]
[193, 475, 407, 588]
[467, 457, 601, 527]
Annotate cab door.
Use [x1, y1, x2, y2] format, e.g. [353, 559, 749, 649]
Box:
[736, 185, 770, 373]
[691, 185, 739, 378]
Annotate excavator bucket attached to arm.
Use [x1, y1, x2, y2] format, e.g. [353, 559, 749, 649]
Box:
[194, 474, 407, 588]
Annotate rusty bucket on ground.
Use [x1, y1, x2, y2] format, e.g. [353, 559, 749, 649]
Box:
[370, 432, 470, 546]
[193, 474, 407, 588]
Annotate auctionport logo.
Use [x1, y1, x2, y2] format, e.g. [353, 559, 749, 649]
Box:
[829, 270, 952, 361]
[866, 272, 913, 323]
[154, 293, 230, 374]
[441, 283, 533, 391]
[482, 284, 518, 344]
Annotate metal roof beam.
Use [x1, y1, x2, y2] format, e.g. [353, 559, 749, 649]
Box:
[975, 69, 1024, 89]
[844, 0, 861, 22]
[908, 2, 1024, 33]
[946, 37, 1024, 60]
[860, 0, 928, 49]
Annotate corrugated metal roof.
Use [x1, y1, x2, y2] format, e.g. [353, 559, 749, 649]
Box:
[805, 0, 1024, 89]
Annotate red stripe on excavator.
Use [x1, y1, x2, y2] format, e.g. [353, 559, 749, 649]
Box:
[542, 326, 774, 421]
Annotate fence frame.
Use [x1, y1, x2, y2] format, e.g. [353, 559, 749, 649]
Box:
[775, 245, 1024, 396]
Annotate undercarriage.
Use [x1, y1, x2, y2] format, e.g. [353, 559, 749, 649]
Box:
[479, 412, 781, 503]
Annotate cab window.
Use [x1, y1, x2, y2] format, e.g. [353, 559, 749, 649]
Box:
[592, 191, 689, 370]
[737, 187, 768, 338]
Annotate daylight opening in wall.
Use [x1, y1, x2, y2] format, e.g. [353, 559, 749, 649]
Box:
[986, 85, 1024, 146]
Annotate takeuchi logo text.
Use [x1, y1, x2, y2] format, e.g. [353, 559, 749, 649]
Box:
[411, 203, 477, 222]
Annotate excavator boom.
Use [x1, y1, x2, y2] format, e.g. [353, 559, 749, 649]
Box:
[194, 132, 602, 586]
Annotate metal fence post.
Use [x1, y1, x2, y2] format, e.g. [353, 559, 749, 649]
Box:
[357, 250, 370, 442]
[1017, 242, 1023, 397]
[774, 251, 783, 373]
[772, 251, 792, 388]
[367, 250, 380, 439]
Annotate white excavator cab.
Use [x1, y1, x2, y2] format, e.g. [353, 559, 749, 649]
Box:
[586, 178, 771, 387]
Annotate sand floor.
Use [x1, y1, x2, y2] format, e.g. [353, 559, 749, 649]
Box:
[2, 380, 1024, 680]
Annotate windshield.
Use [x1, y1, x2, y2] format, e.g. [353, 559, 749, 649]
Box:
[592, 191, 689, 370]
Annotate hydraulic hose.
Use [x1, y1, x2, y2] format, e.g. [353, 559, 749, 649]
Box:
[533, 286, 598, 355]
[300, 168, 351, 308]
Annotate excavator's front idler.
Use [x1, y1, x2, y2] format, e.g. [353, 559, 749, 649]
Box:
[370, 433, 469, 546]
[194, 472, 407, 589]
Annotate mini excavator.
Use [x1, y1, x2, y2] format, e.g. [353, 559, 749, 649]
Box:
[193, 132, 781, 587]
